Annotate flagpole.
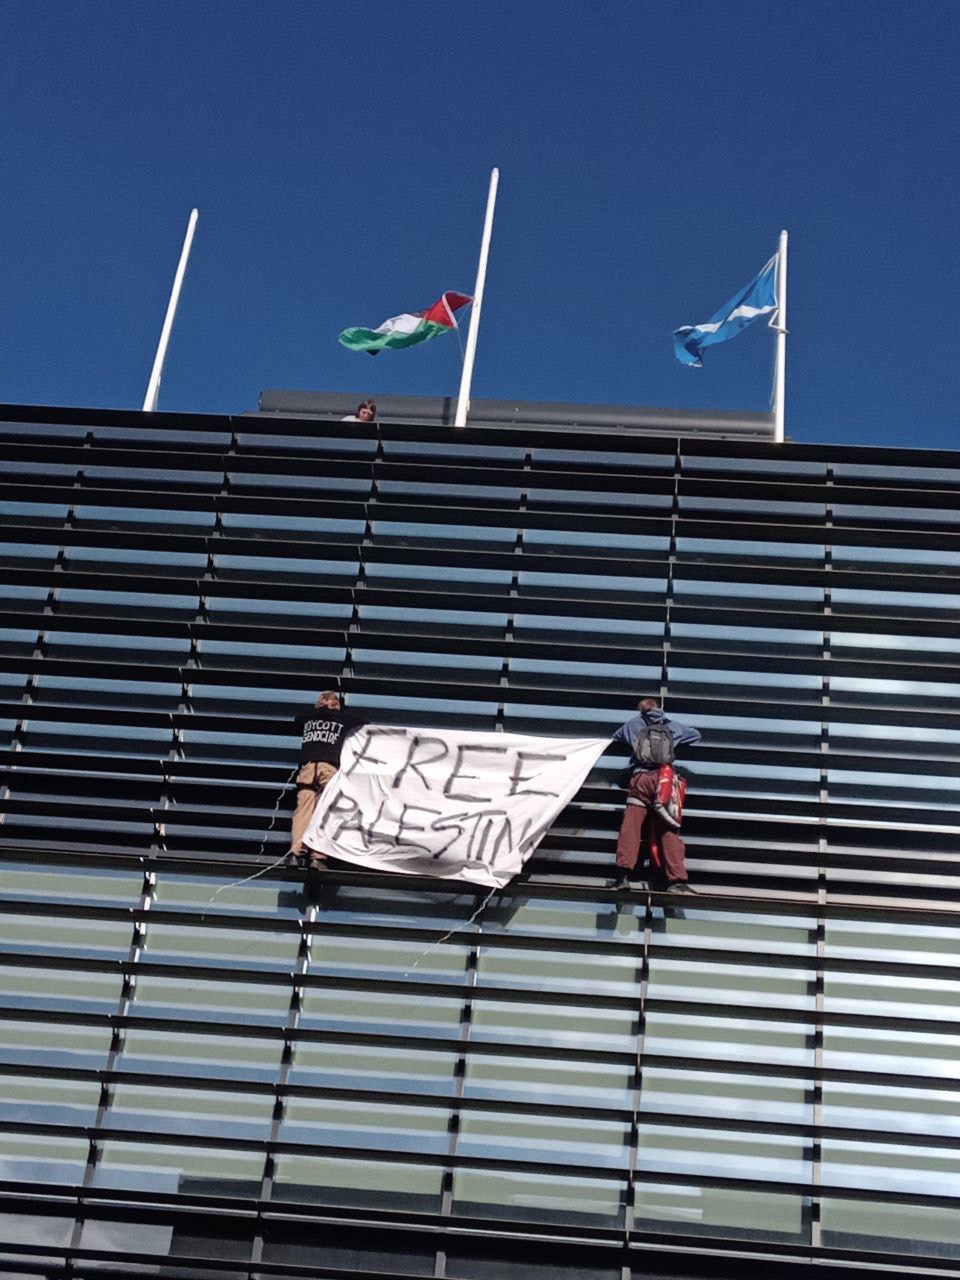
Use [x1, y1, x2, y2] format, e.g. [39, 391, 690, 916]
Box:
[142, 208, 199, 413]
[773, 228, 788, 444]
[455, 168, 499, 428]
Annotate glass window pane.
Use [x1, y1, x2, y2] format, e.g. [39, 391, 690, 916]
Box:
[457, 1109, 629, 1169]
[92, 1141, 264, 1196]
[0, 1073, 100, 1127]
[0, 1019, 111, 1071]
[452, 1168, 625, 1228]
[641, 1067, 810, 1124]
[0, 965, 121, 1016]
[119, 1028, 283, 1082]
[153, 871, 296, 918]
[821, 1139, 960, 1196]
[144, 923, 299, 972]
[0, 912, 132, 960]
[131, 975, 290, 1024]
[299, 987, 462, 1039]
[644, 1013, 813, 1069]
[106, 1084, 273, 1142]
[280, 1097, 450, 1154]
[0, 1133, 88, 1185]
[0, 865, 142, 906]
[635, 1184, 807, 1242]
[462, 1054, 632, 1109]
[821, 1198, 960, 1258]
[471, 999, 636, 1051]
[637, 1125, 808, 1183]
[272, 1154, 442, 1211]
[290, 1042, 458, 1097]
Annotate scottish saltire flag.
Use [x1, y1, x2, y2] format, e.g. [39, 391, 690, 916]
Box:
[674, 254, 778, 367]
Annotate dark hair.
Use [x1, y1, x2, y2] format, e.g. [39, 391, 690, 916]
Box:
[357, 399, 376, 414]
[637, 694, 661, 708]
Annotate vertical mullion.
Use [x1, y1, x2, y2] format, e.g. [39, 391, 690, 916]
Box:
[347, 451, 378, 688]
[500, 447, 530, 736]
[622, 892, 652, 1280]
[811, 468, 831, 1248]
[252, 898, 317, 1266]
[435, 897, 485, 1279]
[69, 866, 156, 1254]
[810, 912, 825, 1250]
[661, 441, 682, 702]
[8, 516, 64, 814]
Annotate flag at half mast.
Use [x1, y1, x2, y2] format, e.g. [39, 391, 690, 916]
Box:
[339, 291, 472, 355]
[674, 254, 778, 367]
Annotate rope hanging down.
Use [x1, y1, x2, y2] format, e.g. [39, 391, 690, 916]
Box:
[205, 756, 503, 1025]
[208, 765, 299, 902]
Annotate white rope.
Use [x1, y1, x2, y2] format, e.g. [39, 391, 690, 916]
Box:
[208, 766, 299, 902]
[399, 884, 499, 981]
[208, 747, 504, 1013]
[371, 884, 501, 1027]
[358, 890, 499, 1029]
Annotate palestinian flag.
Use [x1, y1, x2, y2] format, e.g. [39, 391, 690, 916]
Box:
[339, 291, 472, 355]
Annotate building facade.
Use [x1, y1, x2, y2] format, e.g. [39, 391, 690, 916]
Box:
[0, 398, 959, 1277]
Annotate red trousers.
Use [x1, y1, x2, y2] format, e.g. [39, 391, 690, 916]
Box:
[615, 768, 688, 883]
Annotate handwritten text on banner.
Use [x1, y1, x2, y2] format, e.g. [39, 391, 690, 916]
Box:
[304, 725, 608, 887]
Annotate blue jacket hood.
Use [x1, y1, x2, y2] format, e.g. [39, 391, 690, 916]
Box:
[611, 709, 702, 763]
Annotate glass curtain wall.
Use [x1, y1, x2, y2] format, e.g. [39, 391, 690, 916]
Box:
[1, 408, 959, 1276]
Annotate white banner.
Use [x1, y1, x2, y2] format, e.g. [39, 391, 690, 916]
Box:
[303, 725, 608, 887]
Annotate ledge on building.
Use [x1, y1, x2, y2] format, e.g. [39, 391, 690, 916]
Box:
[256, 389, 777, 442]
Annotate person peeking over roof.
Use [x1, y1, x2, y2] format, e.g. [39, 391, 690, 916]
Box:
[342, 399, 376, 422]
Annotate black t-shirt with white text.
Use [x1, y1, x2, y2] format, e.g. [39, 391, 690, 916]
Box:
[294, 707, 366, 766]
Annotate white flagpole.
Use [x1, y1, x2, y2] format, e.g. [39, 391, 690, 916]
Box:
[773, 228, 788, 444]
[455, 168, 499, 428]
[142, 208, 199, 413]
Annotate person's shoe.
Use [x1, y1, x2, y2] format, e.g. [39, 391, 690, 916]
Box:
[653, 803, 681, 830]
[666, 880, 696, 895]
[614, 868, 631, 890]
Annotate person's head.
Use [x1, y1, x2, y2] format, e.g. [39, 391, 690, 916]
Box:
[355, 399, 376, 423]
[315, 690, 341, 711]
[637, 695, 661, 715]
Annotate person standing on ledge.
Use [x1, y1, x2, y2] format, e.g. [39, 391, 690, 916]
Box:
[341, 399, 376, 422]
[289, 691, 365, 870]
[610, 695, 701, 894]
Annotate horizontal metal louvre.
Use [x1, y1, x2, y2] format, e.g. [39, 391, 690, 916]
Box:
[1, 401, 960, 1277]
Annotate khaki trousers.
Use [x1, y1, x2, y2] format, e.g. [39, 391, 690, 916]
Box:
[291, 761, 337, 851]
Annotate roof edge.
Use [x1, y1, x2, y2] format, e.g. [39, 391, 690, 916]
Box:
[257, 389, 775, 437]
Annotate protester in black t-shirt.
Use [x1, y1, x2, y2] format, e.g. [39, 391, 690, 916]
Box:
[289, 691, 365, 869]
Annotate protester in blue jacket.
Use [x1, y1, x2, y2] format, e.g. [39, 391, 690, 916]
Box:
[611, 696, 701, 893]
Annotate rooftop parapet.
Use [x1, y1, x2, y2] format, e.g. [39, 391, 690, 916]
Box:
[256, 389, 776, 441]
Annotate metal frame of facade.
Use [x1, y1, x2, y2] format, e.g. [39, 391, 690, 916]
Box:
[0, 401, 959, 1277]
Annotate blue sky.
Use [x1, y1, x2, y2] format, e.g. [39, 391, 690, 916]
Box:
[1, 0, 958, 449]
